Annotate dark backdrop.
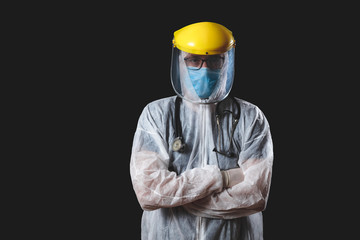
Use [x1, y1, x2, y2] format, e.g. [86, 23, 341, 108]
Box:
[52, 3, 351, 239]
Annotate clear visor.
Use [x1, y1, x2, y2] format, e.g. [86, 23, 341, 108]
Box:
[170, 46, 235, 104]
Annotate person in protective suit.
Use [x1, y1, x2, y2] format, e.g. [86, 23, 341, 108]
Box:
[130, 22, 274, 240]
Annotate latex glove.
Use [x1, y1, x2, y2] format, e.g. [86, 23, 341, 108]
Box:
[221, 168, 244, 188]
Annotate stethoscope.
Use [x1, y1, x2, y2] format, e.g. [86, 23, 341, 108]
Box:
[172, 96, 241, 158]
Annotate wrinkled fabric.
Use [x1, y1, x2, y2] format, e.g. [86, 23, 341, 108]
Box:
[130, 95, 273, 240]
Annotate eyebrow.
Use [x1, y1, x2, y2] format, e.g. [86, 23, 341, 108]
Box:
[185, 54, 200, 58]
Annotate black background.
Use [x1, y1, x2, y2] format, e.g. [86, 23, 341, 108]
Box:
[31, 2, 356, 239]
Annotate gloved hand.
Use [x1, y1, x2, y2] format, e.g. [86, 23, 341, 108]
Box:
[221, 168, 244, 188]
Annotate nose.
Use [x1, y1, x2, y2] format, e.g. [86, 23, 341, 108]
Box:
[202, 59, 209, 68]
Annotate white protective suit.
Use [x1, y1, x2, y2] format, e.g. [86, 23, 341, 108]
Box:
[130, 47, 274, 240]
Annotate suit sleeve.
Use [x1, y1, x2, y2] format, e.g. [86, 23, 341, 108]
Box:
[130, 105, 223, 211]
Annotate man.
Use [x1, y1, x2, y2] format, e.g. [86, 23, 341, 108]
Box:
[130, 21, 273, 240]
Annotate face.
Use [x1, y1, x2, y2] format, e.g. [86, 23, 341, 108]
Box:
[184, 53, 225, 70]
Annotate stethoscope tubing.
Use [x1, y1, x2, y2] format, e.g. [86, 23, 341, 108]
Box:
[172, 96, 241, 157]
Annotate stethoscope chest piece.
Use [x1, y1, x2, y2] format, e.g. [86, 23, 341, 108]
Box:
[172, 137, 185, 152]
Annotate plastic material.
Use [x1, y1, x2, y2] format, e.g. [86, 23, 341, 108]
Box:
[130, 96, 273, 239]
[173, 22, 235, 55]
[171, 47, 235, 104]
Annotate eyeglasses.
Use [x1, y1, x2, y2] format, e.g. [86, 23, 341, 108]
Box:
[184, 56, 225, 70]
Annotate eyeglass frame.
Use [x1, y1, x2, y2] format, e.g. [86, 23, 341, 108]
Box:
[183, 55, 225, 70]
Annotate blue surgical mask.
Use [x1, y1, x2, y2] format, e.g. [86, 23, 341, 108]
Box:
[187, 67, 221, 99]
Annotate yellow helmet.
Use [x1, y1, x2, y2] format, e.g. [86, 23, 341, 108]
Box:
[173, 22, 235, 55]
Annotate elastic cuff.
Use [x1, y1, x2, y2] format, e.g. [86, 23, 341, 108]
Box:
[221, 170, 230, 188]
